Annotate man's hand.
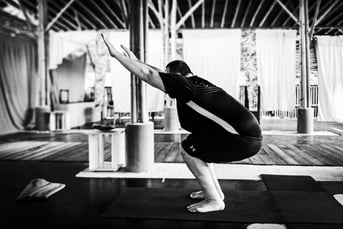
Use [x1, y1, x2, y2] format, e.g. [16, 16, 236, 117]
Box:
[101, 33, 119, 57]
[120, 45, 138, 61]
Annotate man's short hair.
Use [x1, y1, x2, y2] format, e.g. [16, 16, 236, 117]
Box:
[166, 60, 192, 76]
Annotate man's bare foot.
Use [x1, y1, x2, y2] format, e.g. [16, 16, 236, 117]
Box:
[187, 199, 225, 213]
[189, 190, 224, 200]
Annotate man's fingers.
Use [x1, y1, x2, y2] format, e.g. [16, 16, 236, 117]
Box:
[120, 45, 130, 54]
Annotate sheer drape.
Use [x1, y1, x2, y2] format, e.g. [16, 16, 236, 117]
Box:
[0, 35, 38, 134]
[316, 36, 343, 122]
[256, 29, 297, 112]
[182, 29, 241, 99]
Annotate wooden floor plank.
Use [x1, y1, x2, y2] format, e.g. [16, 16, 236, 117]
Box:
[295, 144, 329, 165]
[267, 144, 299, 165]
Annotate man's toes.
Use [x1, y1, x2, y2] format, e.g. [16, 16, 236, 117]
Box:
[187, 205, 197, 213]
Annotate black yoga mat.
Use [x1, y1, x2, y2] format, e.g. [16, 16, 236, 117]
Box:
[261, 174, 326, 192]
[102, 187, 343, 223]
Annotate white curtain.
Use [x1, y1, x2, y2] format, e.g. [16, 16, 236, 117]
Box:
[182, 29, 241, 99]
[110, 30, 164, 113]
[0, 34, 38, 134]
[256, 29, 297, 112]
[316, 36, 343, 122]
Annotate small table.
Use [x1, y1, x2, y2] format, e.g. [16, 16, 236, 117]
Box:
[87, 128, 126, 171]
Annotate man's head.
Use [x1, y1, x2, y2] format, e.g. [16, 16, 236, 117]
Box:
[166, 60, 192, 76]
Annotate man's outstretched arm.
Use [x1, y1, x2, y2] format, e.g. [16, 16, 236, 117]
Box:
[101, 34, 165, 92]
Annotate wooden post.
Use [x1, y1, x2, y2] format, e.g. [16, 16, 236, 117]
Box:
[130, 0, 148, 123]
[297, 0, 313, 133]
[299, 0, 309, 108]
[126, 0, 154, 173]
[170, 0, 177, 60]
[38, 0, 48, 106]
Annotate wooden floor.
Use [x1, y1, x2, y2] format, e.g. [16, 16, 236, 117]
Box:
[1, 120, 343, 228]
[1, 131, 343, 166]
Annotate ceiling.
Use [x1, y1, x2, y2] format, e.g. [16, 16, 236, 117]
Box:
[1, 0, 343, 37]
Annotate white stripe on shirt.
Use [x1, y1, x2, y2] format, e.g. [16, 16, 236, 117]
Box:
[186, 100, 239, 134]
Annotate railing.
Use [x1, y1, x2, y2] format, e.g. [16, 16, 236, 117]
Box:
[239, 85, 318, 119]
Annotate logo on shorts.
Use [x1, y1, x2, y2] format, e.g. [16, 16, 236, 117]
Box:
[189, 145, 196, 152]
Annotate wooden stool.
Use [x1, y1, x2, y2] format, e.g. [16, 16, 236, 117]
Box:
[87, 128, 126, 171]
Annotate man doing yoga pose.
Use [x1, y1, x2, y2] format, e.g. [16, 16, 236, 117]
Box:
[102, 34, 262, 213]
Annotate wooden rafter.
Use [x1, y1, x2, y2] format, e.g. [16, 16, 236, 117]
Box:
[76, 1, 107, 29]
[177, 6, 185, 28]
[324, 3, 343, 26]
[250, 0, 265, 27]
[271, 0, 291, 26]
[315, 0, 340, 26]
[275, 0, 299, 25]
[188, 0, 196, 28]
[232, 0, 241, 28]
[202, 0, 205, 28]
[210, 0, 216, 28]
[33, 0, 73, 30]
[118, 0, 128, 27]
[309, 0, 321, 39]
[241, 0, 252, 27]
[49, 1, 87, 30]
[220, 0, 228, 28]
[148, 0, 162, 25]
[148, 16, 156, 29]
[176, 0, 203, 29]
[46, 0, 75, 31]
[92, 1, 118, 29]
[110, 0, 126, 29]
[73, 10, 82, 30]
[49, 0, 89, 30]
[259, 0, 277, 27]
[18, 0, 34, 32]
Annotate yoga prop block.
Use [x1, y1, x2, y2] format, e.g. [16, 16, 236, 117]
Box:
[125, 122, 154, 172]
[297, 107, 314, 134]
[103, 187, 343, 224]
[164, 106, 179, 131]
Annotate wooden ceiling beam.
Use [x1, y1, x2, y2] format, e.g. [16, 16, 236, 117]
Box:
[177, 6, 185, 28]
[259, 0, 277, 27]
[92, 0, 118, 29]
[241, 0, 252, 27]
[210, 0, 216, 28]
[232, 0, 242, 28]
[275, 0, 299, 25]
[250, 0, 265, 27]
[17, 0, 34, 32]
[309, 0, 321, 39]
[49, 0, 85, 30]
[202, 0, 205, 28]
[220, 0, 228, 28]
[46, 0, 76, 31]
[176, 0, 203, 29]
[189, 0, 196, 28]
[118, 0, 128, 27]
[324, 4, 343, 26]
[271, 0, 291, 26]
[315, 0, 340, 26]
[76, 0, 108, 29]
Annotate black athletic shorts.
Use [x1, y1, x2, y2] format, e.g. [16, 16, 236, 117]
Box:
[181, 132, 262, 163]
